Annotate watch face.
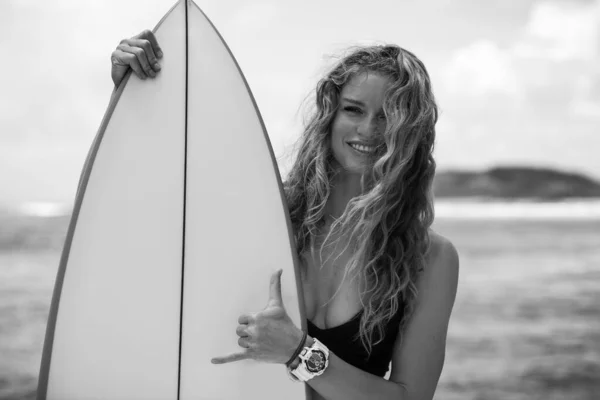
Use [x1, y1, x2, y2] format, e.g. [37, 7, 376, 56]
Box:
[305, 349, 326, 373]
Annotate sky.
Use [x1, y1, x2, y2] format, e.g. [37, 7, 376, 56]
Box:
[1, 0, 599, 206]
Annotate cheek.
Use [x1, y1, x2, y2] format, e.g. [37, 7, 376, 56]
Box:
[330, 115, 353, 139]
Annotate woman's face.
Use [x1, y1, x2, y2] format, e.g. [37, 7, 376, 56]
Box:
[330, 71, 391, 174]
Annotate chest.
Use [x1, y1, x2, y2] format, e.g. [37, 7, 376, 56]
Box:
[299, 224, 364, 329]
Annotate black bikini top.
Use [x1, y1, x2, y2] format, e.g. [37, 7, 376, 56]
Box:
[307, 307, 403, 377]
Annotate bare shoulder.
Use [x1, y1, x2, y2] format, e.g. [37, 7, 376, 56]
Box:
[426, 228, 459, 267]
[417, 229, 460, 293]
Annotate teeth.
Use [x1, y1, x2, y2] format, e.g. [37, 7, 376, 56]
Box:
[350, 143, 375, 154]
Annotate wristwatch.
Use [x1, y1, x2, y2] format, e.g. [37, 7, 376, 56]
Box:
[287, 338, 330, 382]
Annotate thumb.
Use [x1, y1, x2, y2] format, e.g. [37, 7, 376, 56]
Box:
[111, 62, 129, 88]
[267, 269, 283, 306]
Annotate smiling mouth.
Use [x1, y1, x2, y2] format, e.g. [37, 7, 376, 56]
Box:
[347, 142, 376, 155]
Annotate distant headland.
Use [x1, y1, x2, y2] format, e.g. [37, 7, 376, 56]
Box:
[433, 166, 600, 200]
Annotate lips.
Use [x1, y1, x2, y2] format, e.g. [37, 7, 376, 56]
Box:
[347, 142, 375, 155]
[347, 141, 379, 147]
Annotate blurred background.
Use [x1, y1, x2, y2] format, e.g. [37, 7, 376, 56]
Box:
[1, 0, 599, 399]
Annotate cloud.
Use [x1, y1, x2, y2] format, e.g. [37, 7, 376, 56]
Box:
[513, 0, 599, 62]
[514, 0, 600, 118]
[440, 39, 522, 99]
[441, 0, 599, 97]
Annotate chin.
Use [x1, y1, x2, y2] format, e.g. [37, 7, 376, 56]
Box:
[335, 158, 367, 175]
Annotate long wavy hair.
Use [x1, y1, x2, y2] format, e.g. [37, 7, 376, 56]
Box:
[282, 44, 438, 355]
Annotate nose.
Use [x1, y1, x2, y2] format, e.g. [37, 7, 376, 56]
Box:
[356, 116, 380, 140]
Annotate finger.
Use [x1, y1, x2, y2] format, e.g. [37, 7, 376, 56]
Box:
[135, 29, 163, 59]
[112, 51, 146, 80]
[236, 325, 248, 337]
[128, 39, 161, 72]
[117, 44, 155, 78]
[237, 337, 251, 348]
[237, 313, 254, 325]
[268, 269, 283, 306]
[211, 352, 250, 364]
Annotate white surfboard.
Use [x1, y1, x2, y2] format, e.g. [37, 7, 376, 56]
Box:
[37, 1, 308, 399]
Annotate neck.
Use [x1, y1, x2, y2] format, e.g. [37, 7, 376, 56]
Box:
[325, 171, 364, 220]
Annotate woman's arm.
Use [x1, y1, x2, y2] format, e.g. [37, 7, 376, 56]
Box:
[387, 234, 459, 400]
[305, 235, 459, 400]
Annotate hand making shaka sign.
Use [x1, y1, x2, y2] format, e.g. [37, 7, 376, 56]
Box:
[211, 270, 305, 365]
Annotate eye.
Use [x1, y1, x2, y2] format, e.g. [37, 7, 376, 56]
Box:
[344, 106, 362, 114]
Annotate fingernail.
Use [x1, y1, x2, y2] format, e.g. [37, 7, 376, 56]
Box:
[154, 63, 161, 71]
[157, 50, 163, 58]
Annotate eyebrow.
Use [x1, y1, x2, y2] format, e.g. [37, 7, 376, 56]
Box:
[341, 97, 366, 106]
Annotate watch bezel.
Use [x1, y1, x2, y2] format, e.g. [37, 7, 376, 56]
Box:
[305, 349, 327, 373]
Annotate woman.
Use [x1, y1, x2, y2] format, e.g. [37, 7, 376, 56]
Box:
[112, 30, 459, 400]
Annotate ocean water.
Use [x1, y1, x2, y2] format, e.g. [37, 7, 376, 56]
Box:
[0, 212, 599, 400]
[432, 218, 600, 400]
